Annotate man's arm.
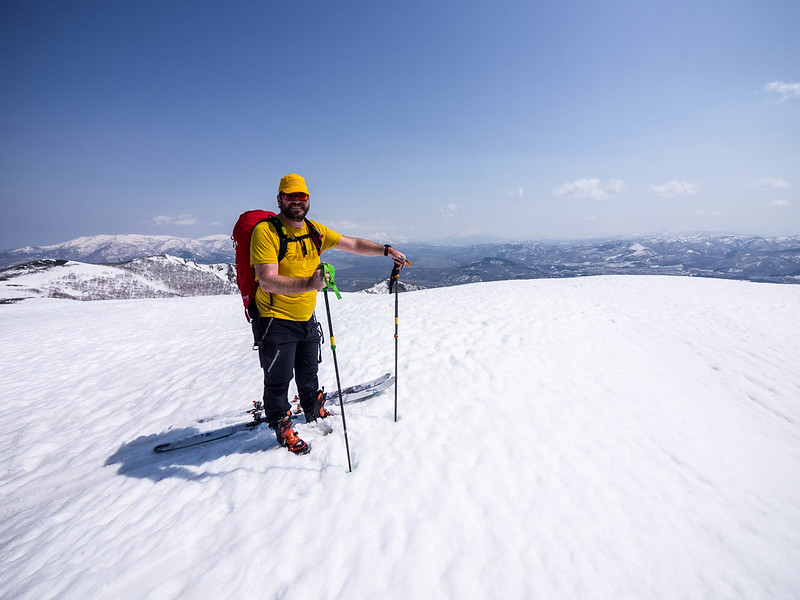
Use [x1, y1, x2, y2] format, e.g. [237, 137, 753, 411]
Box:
[254, 262, 326, 294]
[335, 235, 408, 267]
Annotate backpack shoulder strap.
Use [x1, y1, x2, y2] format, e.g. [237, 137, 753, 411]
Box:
[267, 215, 323, 262]
[266, 215, 290, 262]
[304, 219, 323, 254]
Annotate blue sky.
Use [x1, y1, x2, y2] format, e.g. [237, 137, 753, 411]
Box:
[1, 0, 798, 249]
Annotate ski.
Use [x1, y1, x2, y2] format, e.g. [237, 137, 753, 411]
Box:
[325, 372, 394, 404]
[197, 373, 394, 424]
[156, 373, 394, 453]
[154, 420, 266, 453]
[290, 373, 395, 415]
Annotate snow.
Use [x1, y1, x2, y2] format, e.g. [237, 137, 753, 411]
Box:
[0, 261, 173, 301]
[2, 233, 234, 267]
[628, 242, 648, 255]
[0, 258, 236, 302]
[1, 275, 799, 600]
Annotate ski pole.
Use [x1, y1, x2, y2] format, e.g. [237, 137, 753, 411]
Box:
[320, 263, 351, 472]
[388, 260, 410, 422]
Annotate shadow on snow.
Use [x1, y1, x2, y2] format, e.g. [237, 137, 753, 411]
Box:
[104, 423, 281, 482]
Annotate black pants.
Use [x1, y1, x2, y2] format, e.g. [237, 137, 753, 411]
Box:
[255, 316, 320, 424]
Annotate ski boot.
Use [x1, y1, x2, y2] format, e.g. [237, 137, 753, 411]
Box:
[303, 390, 331, 423]
[271, 415, 309, 455]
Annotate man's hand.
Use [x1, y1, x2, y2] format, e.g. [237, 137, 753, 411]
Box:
[309, 266, 326, 291]
[386, 246, 409, 269]
[255, 262, 327, 294]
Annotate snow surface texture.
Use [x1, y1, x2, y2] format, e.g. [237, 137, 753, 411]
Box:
[1, 276, 799, 599]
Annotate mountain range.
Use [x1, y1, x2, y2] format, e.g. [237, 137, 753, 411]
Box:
[0, 234, 234, 267]
[1, 232, 798, 302]
[328, 233, 800, 289]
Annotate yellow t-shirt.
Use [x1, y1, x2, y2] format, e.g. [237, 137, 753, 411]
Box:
[250, 218, 342, 321]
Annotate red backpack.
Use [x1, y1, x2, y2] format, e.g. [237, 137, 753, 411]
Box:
[231, 210, 323, 321]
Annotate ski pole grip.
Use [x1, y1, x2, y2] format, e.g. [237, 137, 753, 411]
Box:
[319, 263, 342, 300]
[388, 264, 399, 293]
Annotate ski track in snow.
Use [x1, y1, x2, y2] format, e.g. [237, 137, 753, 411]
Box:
[1, 276, 799, 599]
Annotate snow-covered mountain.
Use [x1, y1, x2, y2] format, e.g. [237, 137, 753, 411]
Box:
[0, 234, 234, 268]
[361, 278, 426, 294]
[361, 231, 408, 245]
[1, 232, 798, 300]
[333, 233, 800, 289]
[0, 256, 236, 303]
[1, 277, 798, 599]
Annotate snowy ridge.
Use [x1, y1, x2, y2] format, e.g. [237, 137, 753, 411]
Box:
[0, 256, 236, 302]
[360, 279, 426, 294]
[1, 276, 799, 599]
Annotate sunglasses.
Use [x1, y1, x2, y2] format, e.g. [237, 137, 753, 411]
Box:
[282, 192, 309, 201]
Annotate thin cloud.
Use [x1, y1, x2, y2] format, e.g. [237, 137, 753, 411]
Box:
[649, 181, 701, 199]
[326, 218, 390, 236]
[152, 214, 200, 226]
[769, 199, 791, 208]
[327, 219, 363, 230]
[753, 178, 790, 189]
[441, 203, 462, 218]
[459, 226, 483, 236]
[606, 179, 626, 194]
[553, 178, 626, 201]
[763, 81, 800, 102]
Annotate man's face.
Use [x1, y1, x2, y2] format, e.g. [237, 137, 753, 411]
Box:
[278, 192, 310, 221]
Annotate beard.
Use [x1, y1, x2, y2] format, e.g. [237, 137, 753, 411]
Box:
[279, 199, 309, 222]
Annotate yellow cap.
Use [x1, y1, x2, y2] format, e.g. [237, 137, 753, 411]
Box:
[279, 173, 309, 195]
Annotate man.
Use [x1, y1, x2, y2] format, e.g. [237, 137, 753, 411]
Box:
[251, 173, 407, 455]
